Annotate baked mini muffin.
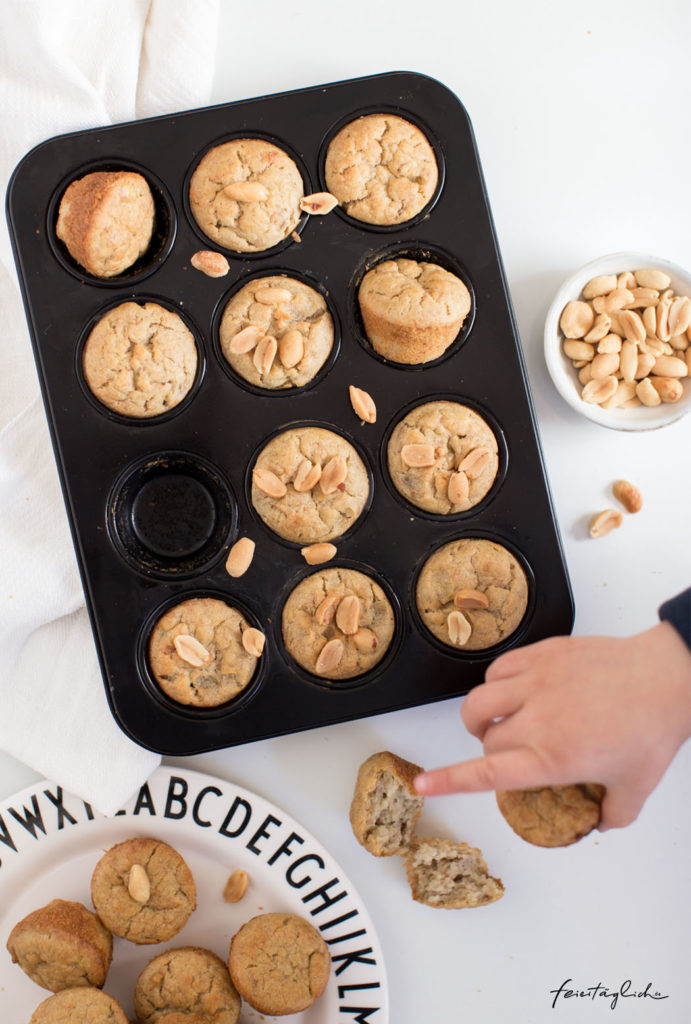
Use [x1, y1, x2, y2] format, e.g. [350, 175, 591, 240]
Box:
[30, 986, 128, 1024]
[350, 751, 424, 856]
[82, 301, 198, 418]
[416, 538, 529, 651]
[148, 597, 261, 707]
[228, 912, 331, 1016]
[282, 567, 395, 680]
[56, 170, 155, 277]
[496, 784, 606, 847]
[358, 258, 471, 364]
[134, 947, 241, 1024]
[405, 837, 504, 908]
[251, 426, 369, 544]
[324, 113, 438, 225]
[387, 400, 499, 513]
[189, 138, 303, 252]
[90, 837, 196, 944]
[6, 899, 112, 992]
[219, 274, 334, 389]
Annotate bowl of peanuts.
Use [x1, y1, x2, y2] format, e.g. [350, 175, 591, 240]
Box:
[544, 252, 691, 429]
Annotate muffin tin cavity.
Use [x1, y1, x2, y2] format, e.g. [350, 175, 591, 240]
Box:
[381, 394, 508, 520]
[108, 452, 236, 579]
[183, 131, 311, 258]
[319, 106, 445, 231]
[7, 72, 573, 754]
[349, 241, 476, 369]
[47, 160, 176, 285]
[411, 531, 535, 658]
[212, 268, 340, 395]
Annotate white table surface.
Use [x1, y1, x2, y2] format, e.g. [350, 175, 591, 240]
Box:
[1, 2, 690, 1021]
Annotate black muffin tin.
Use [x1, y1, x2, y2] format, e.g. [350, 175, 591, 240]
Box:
[6, 72, 573, 755]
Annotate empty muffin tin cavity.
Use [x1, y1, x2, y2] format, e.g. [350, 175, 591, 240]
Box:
[318, 105, 445, 232]
[410, 530, 536, 659]
[108, 452, 236, 578]
[380, 393, 508, 521]
[47, 159, 176, 285]
[348, 241, 476, 370]
[182, 131, 311, 258]
[75, 296, 205, 424]
[211, 268, 341, 397]
[274, 560, 403, 690]
[137, 589, 265, 719]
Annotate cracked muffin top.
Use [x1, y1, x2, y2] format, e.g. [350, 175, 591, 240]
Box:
[251, 426, 370, 544]
[82, 301, 198, 418]
[189, 137, 303, 252]
[91, 837, 196, 944]
[219, 274, 334, 389]
[135, 946, 241, 1024]
[148, 597, 261, 708]
[496, 784, 605, 847]
[56, 170, 155, 278]
[416, 538, 529, 651]
[282, 567, 395, 680]
[30, 986, 129, 1024]
[228, 912, 331, 1015]
[325, 113, 438, 225]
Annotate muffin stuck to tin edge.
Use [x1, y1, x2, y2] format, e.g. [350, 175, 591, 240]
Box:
[189, 138, 303, 252]
[148, 597, 261, 707]
[415, 537, 529, 651]
[56, 170, 155, 278]
[324, 113, 438, 225]
[282, 566, 395, 680]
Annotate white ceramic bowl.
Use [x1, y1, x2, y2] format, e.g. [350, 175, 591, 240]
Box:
[544, 251, 691, 430]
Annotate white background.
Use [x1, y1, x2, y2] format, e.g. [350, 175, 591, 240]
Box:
[1, 2, 690, 1021]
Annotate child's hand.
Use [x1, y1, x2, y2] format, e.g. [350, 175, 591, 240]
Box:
[414, 622, 691, 829]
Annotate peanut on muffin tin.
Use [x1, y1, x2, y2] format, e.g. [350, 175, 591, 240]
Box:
[7, 72, 573, 754]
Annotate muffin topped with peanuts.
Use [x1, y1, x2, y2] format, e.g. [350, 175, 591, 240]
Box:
[219, 274, 334, 389]
[387, 400, 499, 514]
[250, 426, 370, 544]
[189, 138, 303, 252]
[282, 567, 395, 680]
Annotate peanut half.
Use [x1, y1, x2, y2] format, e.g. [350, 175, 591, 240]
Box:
[255, 285, 293, 305]
[293, 459, 322, 492]
[223, 181, 269, 202]
[335, 595, 360, 635]
[223, 869, 248, 903]
[447, 470, 470, 506]
[229, 324, 264, 354]
[351, 628, 378, 653]
[299, 191, 339, 214]
[319, 455, 347, 494]
[278, 329, 304, 369]
[241, 628, 265, 658]
[128, 864, 151, 904]
[253, 335, 277, 376]
[457, 447, 492, 479]
[589, 509, 624, 538]
[400, 443, 436, 468]
[612, 479, 642, 514]
[225, 537, 255, 578]
[315, 637, 344, 674]
[314, 592, 340, 626]
[173, 634, 211, 667]
[253, 468, 287, 498]
[301, 542, 337, 565]
[349, 385, 377, 424]
[190, 250, 229, 278]
[447, 610, 472, 646]
[454, 588, 489, 610]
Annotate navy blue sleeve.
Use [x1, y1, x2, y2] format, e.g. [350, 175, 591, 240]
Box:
[658, 588, 691, 650]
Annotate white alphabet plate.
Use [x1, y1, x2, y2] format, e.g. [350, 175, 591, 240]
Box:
[0, 766, 388, 1023]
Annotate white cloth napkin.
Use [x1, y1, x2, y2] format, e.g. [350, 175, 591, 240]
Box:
[0, 0, 220, 815]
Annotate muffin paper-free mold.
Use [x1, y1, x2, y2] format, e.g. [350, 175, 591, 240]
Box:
[7, 71, 573, 754]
